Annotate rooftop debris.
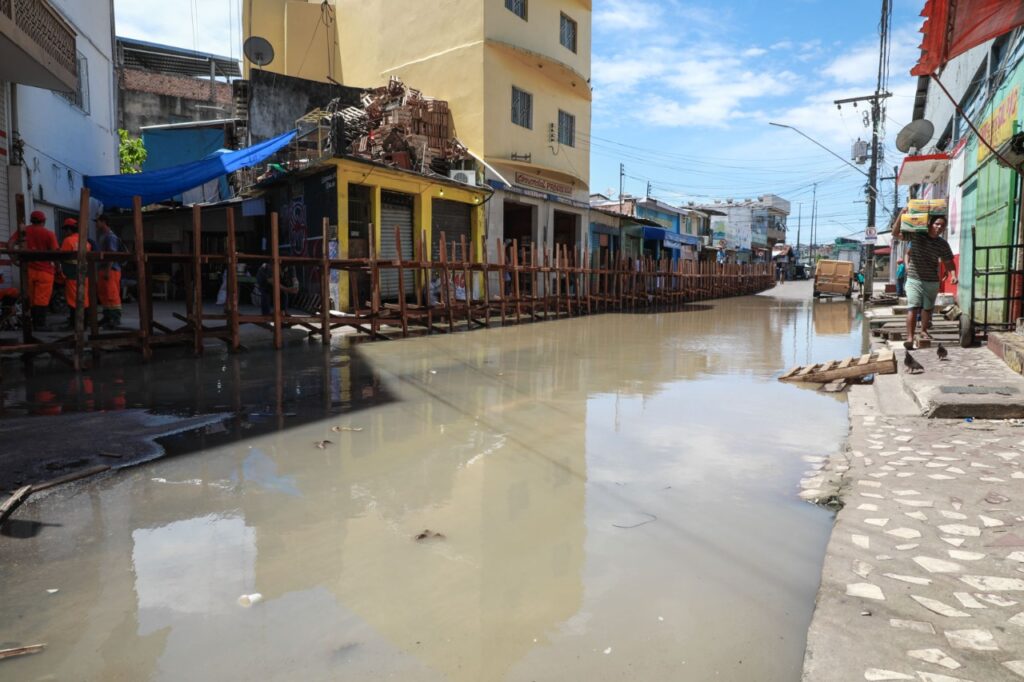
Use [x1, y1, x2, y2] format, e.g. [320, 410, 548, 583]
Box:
[331, 77, 469, 174]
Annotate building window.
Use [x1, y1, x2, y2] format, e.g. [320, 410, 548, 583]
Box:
[58, 52, 90, 114]
[560, 13, 577, 53]
[558, 110, 575, 147]
[512, 86, 532, 129]
[505, 0, 527, 20]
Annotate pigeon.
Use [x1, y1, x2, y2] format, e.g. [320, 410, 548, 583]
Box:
[936, 343, 948, 361]
[904, 351, 924, 374]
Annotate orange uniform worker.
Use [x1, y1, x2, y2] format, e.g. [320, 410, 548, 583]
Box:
[17, 211, 59, 329]
[60, 218, 91, 330]
[96, 215, 124, 329]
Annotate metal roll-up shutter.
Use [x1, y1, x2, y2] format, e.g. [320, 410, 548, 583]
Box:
[379, 191, 414, 301]
[432, 198, 472, 261]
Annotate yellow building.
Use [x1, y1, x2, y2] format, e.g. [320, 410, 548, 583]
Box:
[263, 157, 487, 309]
[244, 0, 592, 263]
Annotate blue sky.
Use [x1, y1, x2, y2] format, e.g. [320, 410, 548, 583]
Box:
[116, 0, 928, 243]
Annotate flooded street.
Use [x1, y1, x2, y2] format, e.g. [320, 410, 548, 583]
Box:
[0, 282, 865, 681]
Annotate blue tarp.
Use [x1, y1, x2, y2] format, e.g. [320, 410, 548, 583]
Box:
[142, 127, 232, 203]
[640, 226, 701, 248]
[85, 130, 297, 208]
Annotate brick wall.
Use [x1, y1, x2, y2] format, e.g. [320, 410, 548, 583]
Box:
[120, 68, 232, 104]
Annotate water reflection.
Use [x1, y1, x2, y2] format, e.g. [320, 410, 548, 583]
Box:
[0, 286, 861, 681]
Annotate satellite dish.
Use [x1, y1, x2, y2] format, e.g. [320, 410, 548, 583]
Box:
[895, 119, 935, 153]
[243, 36, 275, 67]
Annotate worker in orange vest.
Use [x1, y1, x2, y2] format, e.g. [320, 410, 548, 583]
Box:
[10, 210, 60, 329]
[59, 218, 91, 330]
[96, 215, 124, 329]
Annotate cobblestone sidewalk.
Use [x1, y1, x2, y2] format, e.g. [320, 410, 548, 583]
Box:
[802, 385, 1024, 681]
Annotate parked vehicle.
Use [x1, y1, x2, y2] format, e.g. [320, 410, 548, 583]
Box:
[813, 259, 854, 299]
[792, 264, 808, 280]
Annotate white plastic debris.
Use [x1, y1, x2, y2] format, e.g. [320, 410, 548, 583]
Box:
[46, 589, 58, 594]
[237, 593, 263, 607]
[603, 647, 612, 655]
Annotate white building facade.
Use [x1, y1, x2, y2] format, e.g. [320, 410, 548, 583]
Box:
[1, 0, 117, 284]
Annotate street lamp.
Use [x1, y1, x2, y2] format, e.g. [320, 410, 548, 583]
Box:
[768, 122, 869, 178]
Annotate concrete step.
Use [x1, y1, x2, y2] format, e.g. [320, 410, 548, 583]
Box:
[889, 340, 1024, 418]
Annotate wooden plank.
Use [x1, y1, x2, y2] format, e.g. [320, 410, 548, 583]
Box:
[779, 366, 802, 380]
[0, 485, 32, 524]
[192, 205, 204, 356]
[782, 355, 897, 383]
[796, 364, 819, 377]
[857, 353, 872, 366]
[820, 380, 848, 393]
[133, 196, 152, 361]
[0, 644, 45, 661]
[837, 357, 854, 369]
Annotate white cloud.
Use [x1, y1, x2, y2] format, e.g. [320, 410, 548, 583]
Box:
[770, 40, 794, 51]
[594, 0, 662, 31]
[743, 47, 768, 57]
[115, 0, 241, 59]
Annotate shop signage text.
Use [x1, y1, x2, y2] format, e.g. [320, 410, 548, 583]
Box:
[514, 172, 574, 197]
[978, 85, 1019, 162]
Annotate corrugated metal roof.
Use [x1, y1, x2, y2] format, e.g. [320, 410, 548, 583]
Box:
[118, 36, 241, 79]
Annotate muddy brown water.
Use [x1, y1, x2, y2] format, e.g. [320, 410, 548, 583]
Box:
[0, 283, 863, 681]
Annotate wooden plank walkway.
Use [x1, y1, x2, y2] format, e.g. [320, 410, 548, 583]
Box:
[779, 349, 896, 384]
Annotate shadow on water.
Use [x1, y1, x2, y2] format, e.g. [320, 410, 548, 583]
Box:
[0, 344, 394, 489]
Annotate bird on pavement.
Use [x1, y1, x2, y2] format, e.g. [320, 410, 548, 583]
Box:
[904, 351, 924, 374]
[936, 343, 948, 361]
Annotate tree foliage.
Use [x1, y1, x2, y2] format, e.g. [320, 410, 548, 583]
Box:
[118, 129, 147, 174]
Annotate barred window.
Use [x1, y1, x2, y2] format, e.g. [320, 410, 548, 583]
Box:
[558, 110, 575, 147]
[560, 13, 577, 53]
[512, 87, 532, 129]
[505, 0, 527, 20]
[58, 52, 89, 114]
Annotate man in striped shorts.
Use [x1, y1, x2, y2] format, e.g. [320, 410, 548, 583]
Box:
[893, 215, 957, 349]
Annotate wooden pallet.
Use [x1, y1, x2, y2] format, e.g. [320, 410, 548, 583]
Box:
[779, 349, 896, 383]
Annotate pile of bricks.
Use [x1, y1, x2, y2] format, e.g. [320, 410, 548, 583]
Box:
[344, 76, 467, 173]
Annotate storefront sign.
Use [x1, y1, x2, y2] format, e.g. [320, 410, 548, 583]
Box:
[978, 85, 1019, 162]
[514, 172, 574, 197]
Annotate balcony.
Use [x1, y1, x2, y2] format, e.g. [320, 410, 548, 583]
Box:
[0, 0, 77, 92]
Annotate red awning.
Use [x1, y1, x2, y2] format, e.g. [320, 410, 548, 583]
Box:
[898, 153, 950, 186]
[912, 1, 1024, 77]
[873, 246, 892, 256]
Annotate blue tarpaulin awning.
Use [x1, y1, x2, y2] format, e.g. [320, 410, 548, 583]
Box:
[640, 226, 700, 249]
[85, 130, 297, 208]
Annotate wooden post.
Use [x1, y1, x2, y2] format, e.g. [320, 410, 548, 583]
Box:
[321, 217, 331, 345]
[439, 232, 454, 333]
[132, 196, 152, 362]
[496, 237, 507, 326]
[460, 234, 471, 328]
[192, 205, 204, 355]
[368, 223, 380, 336]
[225, 206, 240, 353]
[270, 212, 283, 350]
[394, 225, 408, 337]
[512, 239, 522, 324]
[481, 238, 491, 327]
[71, 188, 89, 370]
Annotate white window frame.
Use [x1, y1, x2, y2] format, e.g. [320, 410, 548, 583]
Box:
[512, 86, 533, 129]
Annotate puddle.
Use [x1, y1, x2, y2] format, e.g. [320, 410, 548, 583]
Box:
[0, 283, 861, 681]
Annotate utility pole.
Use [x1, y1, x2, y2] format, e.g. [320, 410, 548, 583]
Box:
[646, 181, 651, 200]
[811, 183, 817, 266]
[833, 0, 892, 300]
[619, 163, 625, 215]
[796, 203, 802, 263]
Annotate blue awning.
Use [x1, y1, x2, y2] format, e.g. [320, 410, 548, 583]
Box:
[85, 130, 297, 208]
[641, 226, 700, 248]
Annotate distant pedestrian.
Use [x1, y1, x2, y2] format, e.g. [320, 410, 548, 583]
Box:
[893, 215, 956, 349]
[895, 258, 907, 297]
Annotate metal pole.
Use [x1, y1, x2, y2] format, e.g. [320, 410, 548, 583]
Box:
[796, 203, 802, 263]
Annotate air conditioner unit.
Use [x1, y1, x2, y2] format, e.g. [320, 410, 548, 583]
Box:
[449, 170, 476, 186]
